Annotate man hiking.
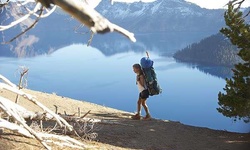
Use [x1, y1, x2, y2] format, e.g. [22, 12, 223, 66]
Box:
[132, 63, 151, 120]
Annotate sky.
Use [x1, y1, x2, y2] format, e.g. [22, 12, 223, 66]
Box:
[2, 0, 250, 9]
[185, 0, 250, 9]
[112, 0, 156, 3]
[113, 0, 250, 9]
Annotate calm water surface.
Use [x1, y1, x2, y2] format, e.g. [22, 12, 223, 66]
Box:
[0, 44, 249, 133]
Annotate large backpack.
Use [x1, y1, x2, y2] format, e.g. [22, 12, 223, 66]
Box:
[140, 52, 162, 96]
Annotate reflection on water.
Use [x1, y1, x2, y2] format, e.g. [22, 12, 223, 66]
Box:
[0, 44, 249, 133]
[0, 31, 212, 58]
[195, 65, 233, 79]
[178, 63, 234, 79]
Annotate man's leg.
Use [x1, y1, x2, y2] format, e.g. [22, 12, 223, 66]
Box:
[141, 99, 150, 116]
[137, 98, 142, 115]
[132, 98, 142, 119]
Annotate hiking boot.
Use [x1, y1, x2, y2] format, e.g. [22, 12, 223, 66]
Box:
[143, 114, 151, 120]
[132, 114, 141, 120]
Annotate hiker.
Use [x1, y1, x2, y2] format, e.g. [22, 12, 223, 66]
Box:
[132, 63, 151, 120]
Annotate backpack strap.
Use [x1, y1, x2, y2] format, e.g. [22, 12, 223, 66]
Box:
[136, 74, 147, 89]
[136, 73, 143, 81]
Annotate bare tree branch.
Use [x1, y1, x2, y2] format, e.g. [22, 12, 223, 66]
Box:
[230, 0, 245, 9]
[0, 0, 10, 7]
[0, 74, 97, 149]
[1, 0, 136, 43]
[24, 5, 57, 18]
[17, 0, 36, 6]
[0, 3, 41, 31]
[243, 10, 250, 18]
[0, 75, 73, 131]
[0, 96, 51, 149]
[2, 6, 43, 44]
[87, 31, 94, 46]
[0, 118, 33, 138]
[37, 0, 136, 42]
[15, 66, 29, 103]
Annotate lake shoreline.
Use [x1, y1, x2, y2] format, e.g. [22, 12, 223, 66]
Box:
[1, 46, 243, 133]
[0, 88, 250, 150]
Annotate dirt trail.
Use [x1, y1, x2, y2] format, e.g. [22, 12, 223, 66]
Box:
[0, 89, 249, 150]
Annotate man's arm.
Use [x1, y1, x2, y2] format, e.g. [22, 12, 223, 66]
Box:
[139, 75, 145, 87]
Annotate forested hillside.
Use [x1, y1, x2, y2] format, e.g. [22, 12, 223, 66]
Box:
[173, 33, 241, 67]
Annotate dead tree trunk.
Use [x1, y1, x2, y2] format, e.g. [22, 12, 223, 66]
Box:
[15, 67, 29, 103]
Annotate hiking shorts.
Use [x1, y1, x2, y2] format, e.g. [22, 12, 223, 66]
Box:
[139, 89, 149, 99]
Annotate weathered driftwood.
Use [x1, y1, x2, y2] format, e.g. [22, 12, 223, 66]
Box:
[0, 76, 73, 131]
[60, 114, 134, 127]
[59, 114, 101, 123]
[0, 96, 51, 149]
[0, 96, 37, 119]
[0, 74, 90, 149]
[0, 73, 135, 149]
[0, 3, 39, 31]
[46, 0, 136, 42]
[0, 99, 94, 149]
[0, 74, 16, 87]
[15, 66, 29, 103]
[0, 116, 92, 149]
[0, 118, 33, 138]
[1, 0, 136, 42]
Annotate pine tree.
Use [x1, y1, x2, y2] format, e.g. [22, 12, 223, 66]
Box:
[217, 2, 250, 122]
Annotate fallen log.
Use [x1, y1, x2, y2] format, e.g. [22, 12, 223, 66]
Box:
[0, 74, 93, 149]
[0, 118, 33, 138]
[0, 77, 73, 131]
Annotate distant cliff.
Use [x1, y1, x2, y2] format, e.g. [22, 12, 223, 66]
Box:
[173, 33, 241, 67]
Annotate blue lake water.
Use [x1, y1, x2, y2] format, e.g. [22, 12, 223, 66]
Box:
[0, 44, 249, 133]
